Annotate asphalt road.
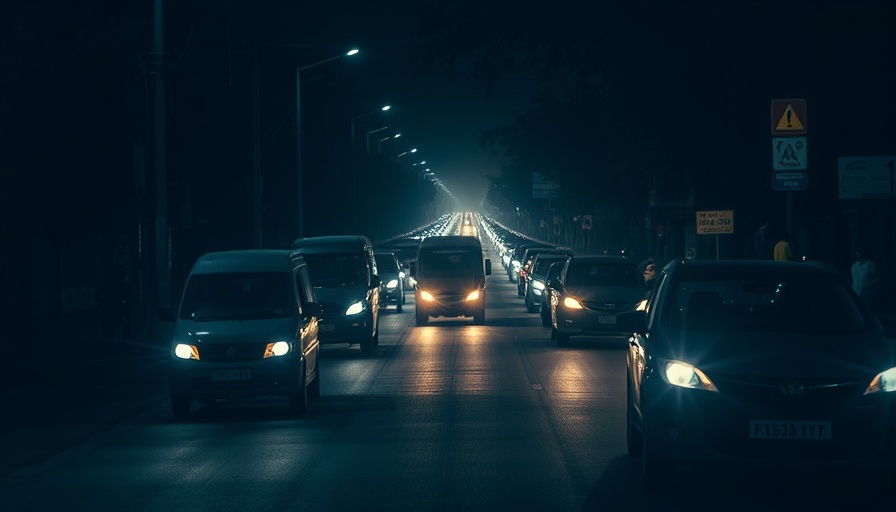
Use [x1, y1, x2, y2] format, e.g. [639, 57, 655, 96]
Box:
[1, 240, 893, 511]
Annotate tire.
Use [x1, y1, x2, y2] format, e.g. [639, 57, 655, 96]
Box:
[641, 407, 674, 490]
[289, 361, 309, 414]
[473, 307, 485, 325]
[556, 331, 570, 346]
[307, 362, 321, 401]
[171, 395, 191, 420]
[626, 377, 642, 457]
[416, 307, 428, 326]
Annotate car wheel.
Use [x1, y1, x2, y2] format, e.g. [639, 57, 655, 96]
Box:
[416, 307, 428, 326]
[289, 362, 309, 414]
[641, 407, 674, 490]
[556, 331, 570, 346]
[626, 377, 642, 457]
[307, 362, 321, 401]
[171, 395, 191, 420]
[473, 307, 485, 325]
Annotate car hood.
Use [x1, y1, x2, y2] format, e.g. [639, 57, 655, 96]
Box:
[174, 317, 296, 344]
[313, 284, 368, 306]
[655, 330, 896, 380]
[564, 285, 647, 303]
[415, 276, 483, 292]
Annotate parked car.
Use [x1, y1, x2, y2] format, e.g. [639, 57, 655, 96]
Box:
[375, 251, 406, 312]
[548, 255, 648, 345]
[166, 250, 322, 419]
[617, 259, 896, 490]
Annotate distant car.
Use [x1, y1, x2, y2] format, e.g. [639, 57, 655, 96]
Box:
[519, 247, 573, 298]
[548, 255, 648, 345]
[524, 253, 570, 313]
[375, 251, 406, 312]
[618, 259, 896, 490]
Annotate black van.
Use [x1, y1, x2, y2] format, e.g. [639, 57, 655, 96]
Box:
[413, 235, 491, 326]
[291, 236, 381, 355]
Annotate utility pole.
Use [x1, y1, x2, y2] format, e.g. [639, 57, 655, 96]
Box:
[153, 0, 170, 309]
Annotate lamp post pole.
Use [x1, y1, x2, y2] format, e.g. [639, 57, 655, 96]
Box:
[296, 49, 358, 239]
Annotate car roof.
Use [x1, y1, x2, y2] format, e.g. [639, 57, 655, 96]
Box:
[191, 250, 298, 274]
[291, 235, 372, 252]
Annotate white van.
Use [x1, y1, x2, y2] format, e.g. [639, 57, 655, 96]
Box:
[167, 250, 322, 419]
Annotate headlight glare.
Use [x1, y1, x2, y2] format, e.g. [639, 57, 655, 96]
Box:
[345, 301, 365, 315]
[660, 359, 717, 392]
[174, 343, 199, 360]
[465, 290, 480, 301]
[864, 367, 896, 395]
[386, 279, 399, 289]
[563, 297, 583, 309]
[420, 290, 435, 302]
[264, 341, 291, 358]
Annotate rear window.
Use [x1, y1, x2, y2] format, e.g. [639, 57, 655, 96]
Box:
[180, 272, 293, 321]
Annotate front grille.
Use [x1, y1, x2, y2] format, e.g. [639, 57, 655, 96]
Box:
[198, 342, 268, 363]
[716, 375, 864, 411]
[581, 301, 635, 313]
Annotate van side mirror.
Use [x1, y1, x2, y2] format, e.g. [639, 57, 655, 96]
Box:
[304, 301, 322, 319]
[484, 258, 492, 276]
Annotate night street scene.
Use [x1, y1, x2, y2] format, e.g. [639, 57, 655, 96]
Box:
[2, 1, 896, 511]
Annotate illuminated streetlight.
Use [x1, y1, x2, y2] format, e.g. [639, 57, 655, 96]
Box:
[378, 133, 401, 153]
[395, 148, 417, 163]
[296, 48, 359, 238]
[351, 104, 391, 151]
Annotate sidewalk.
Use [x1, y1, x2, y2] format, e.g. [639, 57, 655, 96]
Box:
[0, 308, 172, 478]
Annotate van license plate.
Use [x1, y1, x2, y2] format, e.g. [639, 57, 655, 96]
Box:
[212, 369, 251, 381]
[319, 323, 335, 332]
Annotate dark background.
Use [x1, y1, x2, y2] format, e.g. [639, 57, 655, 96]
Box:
[2, 1, 895, 346]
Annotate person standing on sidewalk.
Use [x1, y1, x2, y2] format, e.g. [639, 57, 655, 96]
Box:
[851, 244, 883, 314]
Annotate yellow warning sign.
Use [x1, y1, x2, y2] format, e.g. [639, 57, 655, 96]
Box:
[771, 99, 807, 135]
[775, 104, 805, 132]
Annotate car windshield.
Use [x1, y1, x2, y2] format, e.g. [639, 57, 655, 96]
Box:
[375, 255, 399, 276]
[565, 262, 643, 287]
[662, 273, 871, 334]
[418, 248, 482, 277]
[301, 253, 366, 286]
[179, 272, 293, 321]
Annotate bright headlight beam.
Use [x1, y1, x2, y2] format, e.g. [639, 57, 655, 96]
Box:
[865, 367, 896, 395]
[661, 360, 718, 392]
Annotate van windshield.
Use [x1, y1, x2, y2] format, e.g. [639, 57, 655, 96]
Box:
[180, 272, 294, 321]
[418, 248, 482, 277]
[301, 253, 367, 287]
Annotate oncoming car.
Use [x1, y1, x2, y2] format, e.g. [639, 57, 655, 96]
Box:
[413, 235, 491, 325]
[618, 259, 896, 489]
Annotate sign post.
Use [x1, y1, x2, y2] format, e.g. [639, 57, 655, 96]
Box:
[770, 99, 808, 235]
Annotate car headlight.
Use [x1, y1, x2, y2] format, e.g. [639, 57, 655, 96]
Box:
[531, 280, 545, 291]
[465, 290, 480, 301]
[386, 279, 399, 289]
[562, 297, 583, 309]
[659, 359, 718, 392]
[864, 367, 896, 395]
[419, 290, 435, 302]
[174, 343, 199, 360]
[264, 341, 291, 358]
[345, 301, 365, 315]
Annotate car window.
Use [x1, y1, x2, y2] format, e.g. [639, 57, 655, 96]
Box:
[302, 253, 366, 286]
[180, 272, 294, 320]
[565, 262, 644, 287]
[661, 274, 870, 334]
[418, 247, 482, 277]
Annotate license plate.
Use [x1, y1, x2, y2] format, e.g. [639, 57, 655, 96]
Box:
[319, 323, 335, 332]
[749, 420, 831, 441]
[212, 369, 251, 381]
[598, 315, 616, 324]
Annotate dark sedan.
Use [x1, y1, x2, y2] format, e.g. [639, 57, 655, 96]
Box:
[548, 255, 649, 345]
[618, 259, 896, 490]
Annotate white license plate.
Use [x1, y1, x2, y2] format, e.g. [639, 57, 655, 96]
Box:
[598, 315, 616, 324]
[212, 369, 251, 381]
[319, 323, 335, 332]
[749, 420, 832, 441]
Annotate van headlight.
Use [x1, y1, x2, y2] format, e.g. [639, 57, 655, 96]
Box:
[345, 301, 365, 315]
[864, 367, 896, 395]
[264, 341, 291, 358]
[174, 343, 200, 360]
[465, 290, 480, 301]
[419, 290, 434, 302]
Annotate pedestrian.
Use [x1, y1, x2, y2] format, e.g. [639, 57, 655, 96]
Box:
[773, 230, 793, 262]
[753, 221, 773, 260]
[95, 265, 129, 350]
[851, 244, 883, 313]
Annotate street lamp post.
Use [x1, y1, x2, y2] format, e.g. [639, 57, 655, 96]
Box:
[296, 48, 358, 239]
[378, 133, 400, 153]
[351, 105, 390, 152]
[395, 148, 417, 163]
